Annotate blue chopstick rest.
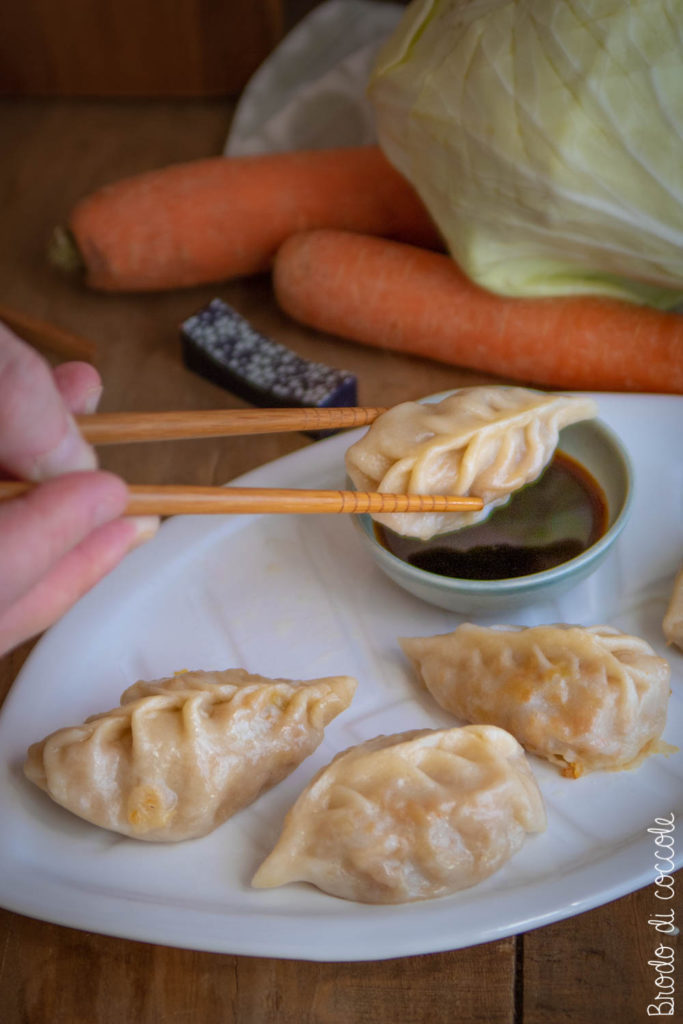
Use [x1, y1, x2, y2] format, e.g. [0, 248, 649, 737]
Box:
[180, 298, 358, 438]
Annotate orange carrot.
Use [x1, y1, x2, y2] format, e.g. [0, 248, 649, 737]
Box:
[273, 230, 683, 394]
[52, 147, 442, 292]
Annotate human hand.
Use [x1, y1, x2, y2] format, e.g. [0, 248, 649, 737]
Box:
[0, 322, 158, 655]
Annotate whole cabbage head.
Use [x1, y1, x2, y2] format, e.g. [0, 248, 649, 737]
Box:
[368, 0, 683, 308]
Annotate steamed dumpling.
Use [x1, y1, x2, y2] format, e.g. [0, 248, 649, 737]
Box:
[24, 668, 357, 841]
[252, 724, 546, 904]
[401, 624, 670, 777]
[345, 386, 597, 539]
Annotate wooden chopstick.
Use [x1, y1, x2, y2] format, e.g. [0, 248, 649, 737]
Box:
[0, 481, 484, 517]
[76, 406, 387, 443]
[0, 303, 97, 363]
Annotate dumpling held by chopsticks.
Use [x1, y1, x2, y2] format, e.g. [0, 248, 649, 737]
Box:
[345, 385, 597, 539]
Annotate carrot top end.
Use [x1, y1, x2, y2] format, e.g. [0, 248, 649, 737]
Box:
[47, 226, 85, 279]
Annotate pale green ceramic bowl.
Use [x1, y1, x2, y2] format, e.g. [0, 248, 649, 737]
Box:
[352, 415, 633, 614]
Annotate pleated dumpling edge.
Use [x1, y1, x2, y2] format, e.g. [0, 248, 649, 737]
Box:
[24, 668, 357, 842]
[345, 385, 598, 539]
[252, 723, 546, 904]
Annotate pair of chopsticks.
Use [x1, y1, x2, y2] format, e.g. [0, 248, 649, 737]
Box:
[0, 304, 481, 516]
[0, 407, 484, 517]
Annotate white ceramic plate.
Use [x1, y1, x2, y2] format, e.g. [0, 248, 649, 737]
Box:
[0, 393, 681, 962]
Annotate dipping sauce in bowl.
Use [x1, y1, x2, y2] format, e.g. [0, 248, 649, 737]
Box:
[352, 416, 633, 614]
[375, 449, 608, 581]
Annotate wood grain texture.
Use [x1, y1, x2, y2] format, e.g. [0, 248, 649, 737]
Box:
[522, 887, 680, 1024]
[0, 911, 516, 1024]
[0, 80, 675, 1024]
[0, 0, 284, 97]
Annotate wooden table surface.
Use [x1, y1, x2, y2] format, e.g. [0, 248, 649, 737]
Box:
[0, 95, 676, 1024]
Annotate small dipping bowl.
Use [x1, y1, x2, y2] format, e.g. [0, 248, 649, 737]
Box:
[352, 415, 633, 614]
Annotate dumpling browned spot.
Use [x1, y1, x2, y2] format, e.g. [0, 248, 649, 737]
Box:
[401, 623, 671, 776]
[24, 668, 357, 841]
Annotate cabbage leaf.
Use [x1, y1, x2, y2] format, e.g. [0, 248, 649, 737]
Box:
[369, 0, 683, 307]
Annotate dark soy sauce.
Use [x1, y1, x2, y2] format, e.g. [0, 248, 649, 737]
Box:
[375, 451, 609, 581]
